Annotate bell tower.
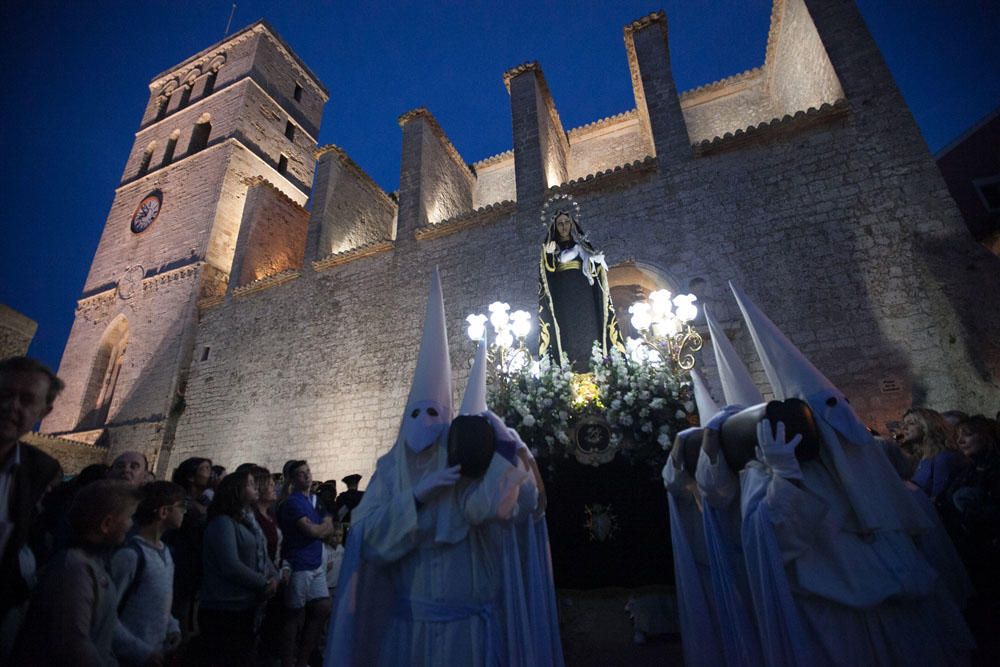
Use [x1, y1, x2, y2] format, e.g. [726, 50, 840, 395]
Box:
[42, 22, 327, 470]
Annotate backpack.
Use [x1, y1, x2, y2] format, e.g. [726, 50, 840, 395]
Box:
[117, 539, 147, 614]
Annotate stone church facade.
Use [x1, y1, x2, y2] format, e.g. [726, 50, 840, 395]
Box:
[42, 0, 1000, 480]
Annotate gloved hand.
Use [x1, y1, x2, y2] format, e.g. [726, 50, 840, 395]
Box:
[412, 465, 461, 505]
[670, 427, 702, 468]
[705, 404, 744, 432]
[756, 420, 803, 481]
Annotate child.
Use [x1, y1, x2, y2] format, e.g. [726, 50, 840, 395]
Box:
[12, 480, 140, 666]
[322, 523, 345, 597]
[112, 481, 186, 666]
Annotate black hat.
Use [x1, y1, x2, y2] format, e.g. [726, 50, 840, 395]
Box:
[342, 474, 362, 485]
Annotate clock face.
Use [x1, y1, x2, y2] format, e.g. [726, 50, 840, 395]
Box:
[131, 191, 162, 233]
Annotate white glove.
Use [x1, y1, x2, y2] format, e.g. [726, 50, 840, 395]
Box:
[704, 405, 744, 432]
[756, 420, 803, 481]
[412, 465, 461, 505]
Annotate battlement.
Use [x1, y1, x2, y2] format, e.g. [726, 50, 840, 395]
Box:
[215, 0, 849, 305]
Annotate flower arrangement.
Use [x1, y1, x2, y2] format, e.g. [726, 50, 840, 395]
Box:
[488, 342, 697, 472]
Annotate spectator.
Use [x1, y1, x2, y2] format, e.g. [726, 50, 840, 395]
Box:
[40, 463, 108, 555]
[197, 467, 277, 667]
[202, 465, 227, 504]
[333, 474, 363, 524]
[0, 357, 64, 655]
[277, 460, 333, 667]
[250, 465, 286, 667]
[937, 416, 1000, 593]
[938, 415, 1000, 663]
[13, 480, 140, 666]
[111, 481, 186, 666]
[901, 407, 967, 498]
[164, 457, 211, 636]
[109, 451, 149, 488]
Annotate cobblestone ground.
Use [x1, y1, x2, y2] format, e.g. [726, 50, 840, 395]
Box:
[558, 588, 684, 666]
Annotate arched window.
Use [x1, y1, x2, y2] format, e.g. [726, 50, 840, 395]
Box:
[203, 69, 218, 96]
[138, 141, 157, 176]
[162, 130, 180, 166]
[607, 263, 674, 341]
[78, 316, 129, 429]
[154, 95, 169, 121]
[189, 114, 211, 154]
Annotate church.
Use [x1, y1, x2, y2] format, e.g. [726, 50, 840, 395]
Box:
[39, 0, 1000, 480]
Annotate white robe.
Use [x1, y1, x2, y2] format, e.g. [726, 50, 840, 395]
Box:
[663, 457, 726, 667]
[325, 444, 528, 666]
[694, 449, 763, 666]
[740, 455, 975, 666]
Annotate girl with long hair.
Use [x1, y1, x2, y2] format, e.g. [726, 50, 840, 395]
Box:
[900, 407, 967, 498]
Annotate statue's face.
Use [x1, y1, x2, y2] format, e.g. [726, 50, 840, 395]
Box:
[554, 214, 572, 240]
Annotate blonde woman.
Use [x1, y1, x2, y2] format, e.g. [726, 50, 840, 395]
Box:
[901, 407, 968, 498]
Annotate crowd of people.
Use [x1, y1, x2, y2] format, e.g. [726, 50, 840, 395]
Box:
[0, 357, 354, 666]
[2, 272, 999, 666]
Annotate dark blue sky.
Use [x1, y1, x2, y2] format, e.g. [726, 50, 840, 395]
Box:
[2, 1, 998, 373]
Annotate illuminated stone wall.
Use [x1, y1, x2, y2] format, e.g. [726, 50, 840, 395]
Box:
[43, 22, 327, 471]
[49, 2, 1000, 482]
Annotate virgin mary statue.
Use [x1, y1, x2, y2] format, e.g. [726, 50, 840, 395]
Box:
[538, 197, 623, 372]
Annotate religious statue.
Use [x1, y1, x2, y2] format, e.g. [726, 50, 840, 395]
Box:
[538, 195, 623, 372]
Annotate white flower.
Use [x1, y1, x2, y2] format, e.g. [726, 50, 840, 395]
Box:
[611, 399, 622, 410]
[516, 404, 529, 417]
[675, 409, 687, 419]
[639, 390, 651, 400]
[522, 414, 536, 427]
[621, 415, 634, 426]
[650, 397, 665, 409]
[639, 408, 650, 418]
[542, 398, 553, 407]
[556, 431, 570, 445]
[641, 422, 653, 433]
[558, 410, 568, 421]
[683, 400, 695, 413]
[545, 435, 555, 445]
[659, 424, 671, 434]
[658, 433, 671, 448]
[624, 392, 635, 406]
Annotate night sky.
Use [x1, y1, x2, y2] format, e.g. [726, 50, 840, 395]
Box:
[1, 0, 998, 373]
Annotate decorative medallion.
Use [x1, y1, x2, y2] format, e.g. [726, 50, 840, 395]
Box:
[117, 265, 145, 300]
[130, 190, 162, 234]
[584, 503, 618, 542]
[573, 414, 617, 466]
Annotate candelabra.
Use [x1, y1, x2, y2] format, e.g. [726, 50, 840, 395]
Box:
[465, 302, 534, 392]
[626, 289, 703, 370]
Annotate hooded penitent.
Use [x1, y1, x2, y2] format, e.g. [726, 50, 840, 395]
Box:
[728, 281, 930, 535]
[704, 305, 764, 407]
[689, 368, 719, 420]
[401, 266, 453, 453]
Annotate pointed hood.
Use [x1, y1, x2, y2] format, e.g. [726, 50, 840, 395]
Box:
[459, 338, 488, 415]
[400, 267, 453, 452]
[729, 281, 930, 535]
[704, 305, 765, 407]
[689, 368, 719, 422]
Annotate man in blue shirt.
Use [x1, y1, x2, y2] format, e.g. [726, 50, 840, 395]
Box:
[279, 459, 334, 667]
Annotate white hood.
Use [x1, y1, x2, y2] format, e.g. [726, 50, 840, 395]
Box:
[401, 267, 453, 453]
[704, 305, 765, 407]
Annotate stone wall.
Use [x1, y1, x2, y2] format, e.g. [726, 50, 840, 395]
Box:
[163, 1, 1000, 483]
[234, 180, 309, 287]
[0, 304, 37, 359]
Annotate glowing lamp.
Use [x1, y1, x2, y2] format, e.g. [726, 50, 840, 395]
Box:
[510, 310, 531, 338]
[466, 313, 487, 341]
